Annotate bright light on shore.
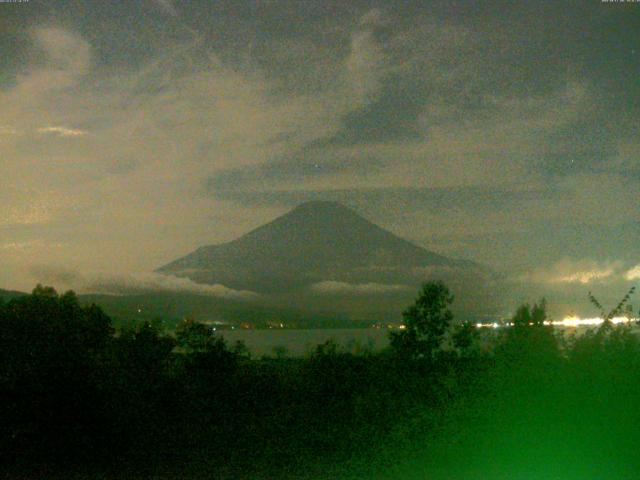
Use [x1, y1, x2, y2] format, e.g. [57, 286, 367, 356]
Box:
[475, 316, 638, 329]
[546, 316, 635, 328]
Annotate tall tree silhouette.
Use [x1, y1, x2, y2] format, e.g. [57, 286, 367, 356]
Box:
[390, 281, 454, 360]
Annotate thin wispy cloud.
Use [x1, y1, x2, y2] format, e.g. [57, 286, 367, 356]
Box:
[311, 281, 412, 295]
[30, 266, 260, 300]
[38, 126, 88, 137]
[85, 272, 260, 300]
[345, 9, 388, 106]
[522, 259, 624, 285]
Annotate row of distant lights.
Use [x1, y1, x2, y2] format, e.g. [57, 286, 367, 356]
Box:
[474, 316, 639, 329]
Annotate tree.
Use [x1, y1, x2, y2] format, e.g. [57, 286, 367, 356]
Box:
[588, 286, 636, 327]
[452, 320, 481, 358]
[0, 285, 115, 466]
[175, 318, 238, 377]
[572, 287, 638, 363]
[390, 281, 454, 360]
[498, 299, 559, 366]
[511, 298, 547, 329]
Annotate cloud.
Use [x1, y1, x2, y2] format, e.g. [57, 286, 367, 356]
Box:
[626, 265, 640, 281]
[33, 27, 91, 72]
[29, 265, 79, 285]
[38, 126, 88, 137]
[1, 3, 639, 307]
[0, 126, 18, 136]
[13, 27, 90, 96]
[310, 281, 411, 295]
[87, 272, 260, 300]
[344, 10, 388, 106]
[523, 259, 623, 285]
[359, 8, 385, 27]
[153, 0, 178, 17]
[0, 26, 347, 290]
[30, 266, 260, 300]
[0, 200, 55, 227]
[0, 240, 65, 252]
[555, 270, 616, 285]
[211, 76, 592, 200]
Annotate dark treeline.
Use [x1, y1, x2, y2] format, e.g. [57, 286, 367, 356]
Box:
[1, 283, 640, 479]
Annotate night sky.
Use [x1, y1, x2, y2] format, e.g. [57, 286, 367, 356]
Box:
[1, 0, 638, 312]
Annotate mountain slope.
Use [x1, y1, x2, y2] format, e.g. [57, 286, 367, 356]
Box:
[0, 288, 26, 302]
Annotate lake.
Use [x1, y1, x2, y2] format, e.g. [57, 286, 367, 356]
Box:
[217, 328, 392, 357]
[216, 323, 630, 357]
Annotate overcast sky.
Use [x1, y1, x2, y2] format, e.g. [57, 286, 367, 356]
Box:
[1, 0, 638, 308]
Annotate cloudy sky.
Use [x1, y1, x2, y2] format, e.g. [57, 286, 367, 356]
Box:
[0, 0, 638, 308]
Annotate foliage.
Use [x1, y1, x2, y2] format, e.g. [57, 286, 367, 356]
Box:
[3, 282, 640, 478]
[496, 299, 560, 367]
[452, 320, 481, 358]
[0, 285, 114, 468]
[389, 281, 454, 360]
[588, 285, 636, 322]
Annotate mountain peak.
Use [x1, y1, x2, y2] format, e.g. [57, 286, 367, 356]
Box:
[291, 200, 353, 211]
[286, 201, 359, 218]
[158, 201, 472, 293]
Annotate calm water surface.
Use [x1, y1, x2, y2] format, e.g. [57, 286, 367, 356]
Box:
[219, 328, 391, 357]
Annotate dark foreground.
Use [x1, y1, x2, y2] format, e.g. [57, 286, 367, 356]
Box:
[2, 285, 640, 479]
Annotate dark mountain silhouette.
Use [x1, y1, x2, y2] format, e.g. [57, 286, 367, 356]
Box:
[158, 201, 487, 295]
[0, 288, 26, 302]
